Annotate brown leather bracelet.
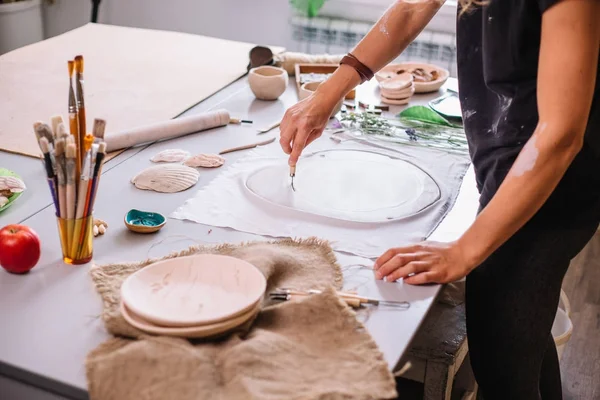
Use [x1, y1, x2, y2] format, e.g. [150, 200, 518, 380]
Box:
[339, 53, 374, 84]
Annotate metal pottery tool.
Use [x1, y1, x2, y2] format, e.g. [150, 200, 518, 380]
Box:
[289, 165, 296, 191]
[271, 288, 410, 309]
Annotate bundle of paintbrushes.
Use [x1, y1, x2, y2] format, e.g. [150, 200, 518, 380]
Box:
[269, 288, 410, 310]
[33, 55, 108, 265]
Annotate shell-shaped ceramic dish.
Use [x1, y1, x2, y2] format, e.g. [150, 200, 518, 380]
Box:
[0, 169, 26, 213]
[184, 154, 225, 168]
[124, 209, 166, 233]
[376, 62, 449, 93]
[120, 254, 267, 327]
[120, 300, 260, 338]
[150, 149, 191, 163]
[131, 164, 199, 193]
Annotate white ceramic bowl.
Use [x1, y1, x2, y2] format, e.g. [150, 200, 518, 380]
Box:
[248, 66, 289, 100]
[120, 254, 267, 327]
[299, 81, 343, 117]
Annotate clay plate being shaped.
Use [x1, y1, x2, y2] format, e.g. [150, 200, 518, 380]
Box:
[244, 149, 441, 224]
[120, 254, 267, 327]
[120, 300, 261, 338]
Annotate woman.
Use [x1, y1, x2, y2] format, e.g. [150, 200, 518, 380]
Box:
[279, 0, 600, 398]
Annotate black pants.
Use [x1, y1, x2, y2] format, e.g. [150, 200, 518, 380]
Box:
[465, 218, 599, 400]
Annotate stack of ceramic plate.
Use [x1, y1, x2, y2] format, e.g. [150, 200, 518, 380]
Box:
[119, 254, 267, 338]
[378, 72, 415, 105]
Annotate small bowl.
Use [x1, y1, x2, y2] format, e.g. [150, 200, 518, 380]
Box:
[124, 209, 166, 234]
[298, 82, 343, 118]
[248, 66, 289, 100]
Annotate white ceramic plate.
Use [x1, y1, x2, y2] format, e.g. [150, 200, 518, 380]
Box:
[243, 149, 441, 224]
[120, 300, 260, 338]
[376, 62, 449, 93]
[121, 254, 267, 327]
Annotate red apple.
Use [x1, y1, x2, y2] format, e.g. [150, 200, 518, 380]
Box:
[0, 224, 41, 274]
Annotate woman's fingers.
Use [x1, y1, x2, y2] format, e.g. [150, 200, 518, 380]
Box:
[403, 271, 438, 285]
[375, 253, 420, 279]
[384, 261, 430, 282]
[289, 129, 309, 166]
[374, 245, 420, 270]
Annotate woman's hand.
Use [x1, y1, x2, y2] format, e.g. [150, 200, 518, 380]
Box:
[279, 88, 339, 167]
[373, 241, 477, 285]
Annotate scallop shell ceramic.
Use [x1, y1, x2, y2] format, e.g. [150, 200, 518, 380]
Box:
[380, 85, 415, 100]
[131, 164, 199, 193]
[120, 254, 267, 327]
[120, 300, 261, 338]
[150, 149, 191, 163]
[124, 209, 166, 233]
[299, 82, 343, 117]
[248, 66, 289, 100]
[184, 154, 225, 168]
[244, 149, 440, 224]
[0, 175, 26, 193]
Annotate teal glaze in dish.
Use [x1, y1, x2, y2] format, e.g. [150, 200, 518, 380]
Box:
[124, 209, 166, 233]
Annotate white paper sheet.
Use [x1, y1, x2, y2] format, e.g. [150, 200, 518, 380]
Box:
[170, 136, 471, 259]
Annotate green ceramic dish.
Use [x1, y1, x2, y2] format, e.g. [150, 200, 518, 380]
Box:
[124, 209, 166, 233]
[0, 168, 25, 213]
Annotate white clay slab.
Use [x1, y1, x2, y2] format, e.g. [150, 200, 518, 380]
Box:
[244, 149, 440, 223]
[120, 254, 267, 327]
[120, 300, 260, 338]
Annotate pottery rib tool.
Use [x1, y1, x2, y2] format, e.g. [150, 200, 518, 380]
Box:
[257, 120, 281, 134]
[219, 137, 276, 155]
[75, 55, 87, 169]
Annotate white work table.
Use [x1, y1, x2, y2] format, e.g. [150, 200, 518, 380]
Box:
[0, 77, 478, 399]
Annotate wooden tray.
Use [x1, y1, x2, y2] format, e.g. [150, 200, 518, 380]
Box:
[294, 63, 356, 100]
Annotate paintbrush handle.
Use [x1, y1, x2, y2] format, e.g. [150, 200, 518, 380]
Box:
[46, 178, 59, 216]
[58, 185, 67, 218]
[66, 183, 75, 219]
[75, 179, 88, 219]
[219, 137, 276, 155]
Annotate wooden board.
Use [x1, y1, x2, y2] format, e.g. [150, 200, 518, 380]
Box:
[294, 63, 356, 99]
[0, 23, 284, 161]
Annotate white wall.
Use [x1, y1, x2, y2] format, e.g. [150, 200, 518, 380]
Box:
[42, 0, 295, 50]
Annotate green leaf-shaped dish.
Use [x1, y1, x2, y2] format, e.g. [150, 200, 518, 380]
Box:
[0, 168, 24, 213]
[398, 105, 455, 127]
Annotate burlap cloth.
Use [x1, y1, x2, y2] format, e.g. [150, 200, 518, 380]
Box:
[86, 238, 397, 400]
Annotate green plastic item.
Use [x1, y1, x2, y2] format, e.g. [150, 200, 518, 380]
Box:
[289, 0, 326, 17]
[0, 168, 24, 213]
[398, 105, 455, 127]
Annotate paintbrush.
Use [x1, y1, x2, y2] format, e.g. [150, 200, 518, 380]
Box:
[74, 55, 86, 169]
[54, 139, 67, 218]
[68, 60, 81, 182]
[90, 118, 106, 167]
[65, 143, 77, 220]
[50, 115, 65, 138]
[39, 137, 59, 216]
[75, 135, 94, 220]
[57, 122, 69, 139]
[34, 123, 54, 148]
[86, 142, 106, 217]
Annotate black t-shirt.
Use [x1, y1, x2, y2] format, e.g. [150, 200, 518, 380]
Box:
[456, 0, 600, 227]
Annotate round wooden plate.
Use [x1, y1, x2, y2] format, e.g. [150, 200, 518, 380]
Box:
[121, 254, 267, 327]
[120, 300, 261, 338]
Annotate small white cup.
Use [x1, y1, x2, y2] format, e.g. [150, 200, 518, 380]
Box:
[299, 81, 343, 118]
[248, 66, 289, 101]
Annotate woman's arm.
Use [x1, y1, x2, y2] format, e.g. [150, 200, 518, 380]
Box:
[375, 0, 600, 284]
[280, 0, 445, 166]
